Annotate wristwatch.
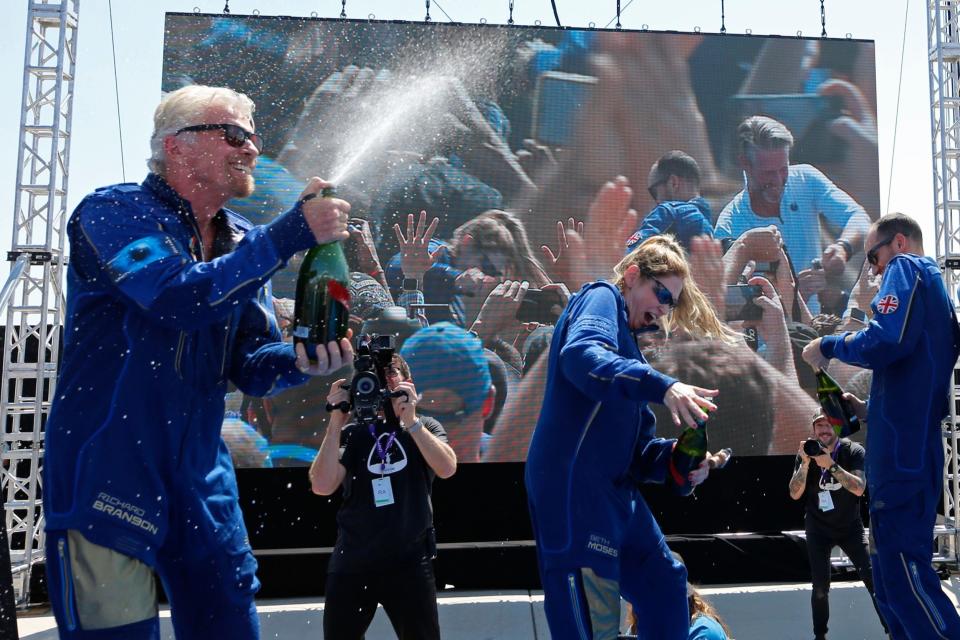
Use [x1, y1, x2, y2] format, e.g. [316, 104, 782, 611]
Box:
[828, 463, 839, 474]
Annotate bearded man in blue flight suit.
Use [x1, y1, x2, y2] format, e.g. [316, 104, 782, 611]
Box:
[803, 212, 960, 640]
[43, 85, 353, 639]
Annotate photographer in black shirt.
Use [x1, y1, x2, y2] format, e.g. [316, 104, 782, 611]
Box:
[310, 349, 456, 640]
[788, 410, 887, 640]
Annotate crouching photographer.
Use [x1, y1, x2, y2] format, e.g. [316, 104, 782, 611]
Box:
[309, 335, 457, 640]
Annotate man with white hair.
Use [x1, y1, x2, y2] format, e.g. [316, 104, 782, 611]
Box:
[716, 115, 871, 313]
[42, 85, 352, 639]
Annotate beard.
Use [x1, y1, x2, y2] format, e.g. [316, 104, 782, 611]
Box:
[185, 161, 256, 202]
[230, 170, 256, 199]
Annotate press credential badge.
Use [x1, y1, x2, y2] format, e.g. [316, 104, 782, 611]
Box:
[373, 476, 394, 507]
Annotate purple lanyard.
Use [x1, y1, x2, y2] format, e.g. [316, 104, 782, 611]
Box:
[369, 425, 397, 475]
[819, 440, 841, 484]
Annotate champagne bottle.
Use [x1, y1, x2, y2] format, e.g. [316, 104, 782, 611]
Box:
[815, 368, 860, 438]
[292, 187, 351, 359]
[670, 412, 709, 491]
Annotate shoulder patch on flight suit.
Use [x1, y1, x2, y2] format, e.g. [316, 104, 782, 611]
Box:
[105, 234, 183, 284]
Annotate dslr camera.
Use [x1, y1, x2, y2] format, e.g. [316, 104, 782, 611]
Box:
[803, 439, 824, 457]
[326, 334, 406, 427]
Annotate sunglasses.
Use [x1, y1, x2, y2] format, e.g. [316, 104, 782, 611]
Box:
[651, 277, 677, 309]
[176, 123, 263, 153]
[866, 236, 894, 266]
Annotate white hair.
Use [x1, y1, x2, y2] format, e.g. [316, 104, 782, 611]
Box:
[737, 115, 794, 165]
[148, 85, 255, 175]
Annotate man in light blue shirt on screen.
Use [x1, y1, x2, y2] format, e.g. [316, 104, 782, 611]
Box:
[715, 115, 870, 312]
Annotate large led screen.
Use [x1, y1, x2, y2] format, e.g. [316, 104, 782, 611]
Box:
[161, 14, 880, 466]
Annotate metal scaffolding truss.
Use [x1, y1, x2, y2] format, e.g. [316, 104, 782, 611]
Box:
[928, 0, 960, 568]
[1, 0, 78, 606]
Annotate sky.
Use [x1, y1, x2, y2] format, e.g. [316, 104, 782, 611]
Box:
[0, 0, 935, 276]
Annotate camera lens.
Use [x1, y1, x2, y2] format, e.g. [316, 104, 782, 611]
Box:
[803, 439, 823, 457]
[347, 334, 398, 426]
[355, 375, 377, 396]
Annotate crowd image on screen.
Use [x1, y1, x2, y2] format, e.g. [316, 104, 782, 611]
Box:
[160, 16, 883, 465]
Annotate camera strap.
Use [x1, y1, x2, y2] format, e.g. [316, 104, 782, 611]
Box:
[369, 424, 398, 477]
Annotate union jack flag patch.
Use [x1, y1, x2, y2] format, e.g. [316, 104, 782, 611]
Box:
[876, 294, 899, 314]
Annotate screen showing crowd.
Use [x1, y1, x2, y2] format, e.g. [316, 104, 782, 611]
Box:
[161, 14, 881, 466]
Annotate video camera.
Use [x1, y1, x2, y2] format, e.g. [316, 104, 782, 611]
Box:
[325, 334, 407, 427]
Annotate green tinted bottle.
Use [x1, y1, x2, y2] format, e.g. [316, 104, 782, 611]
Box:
[675, 418, 708, 466]
[670, 412, 709, 490]
[292, 187, 351, 357]
[815, 368, 860, 437]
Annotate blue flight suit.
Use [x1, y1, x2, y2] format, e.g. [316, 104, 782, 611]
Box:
[820, 254, 960, 639]
[626, 197, 714, 255]
[43, 173, 317, 638]
[526, 281, 690, 640]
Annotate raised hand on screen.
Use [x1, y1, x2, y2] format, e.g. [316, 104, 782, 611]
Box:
[581, 177, 638, 282]
[840, 255, 880, 332]
[816, 79, 880, 218]
[541, 218, 587, 291]
[688, 236, 726, 320]
[516, 138, 560, 189]
[797, 264, 827, 300]
[470, 280, 530, 345]
[348, 217, 385, 277]
[743, 276, 795, 379]
[569, 34, 727, 201]
[726, 226, 785, 265]
[393, 211, 440, 284]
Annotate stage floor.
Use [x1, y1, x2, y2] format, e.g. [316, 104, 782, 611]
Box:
[16, 578, 959, 639]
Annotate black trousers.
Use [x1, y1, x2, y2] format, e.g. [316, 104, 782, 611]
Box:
[323, 558, 440, 640]
[806, 523, 887, 638]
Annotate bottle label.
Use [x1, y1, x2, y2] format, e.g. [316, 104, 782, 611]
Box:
[328, 279, 351, 308]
